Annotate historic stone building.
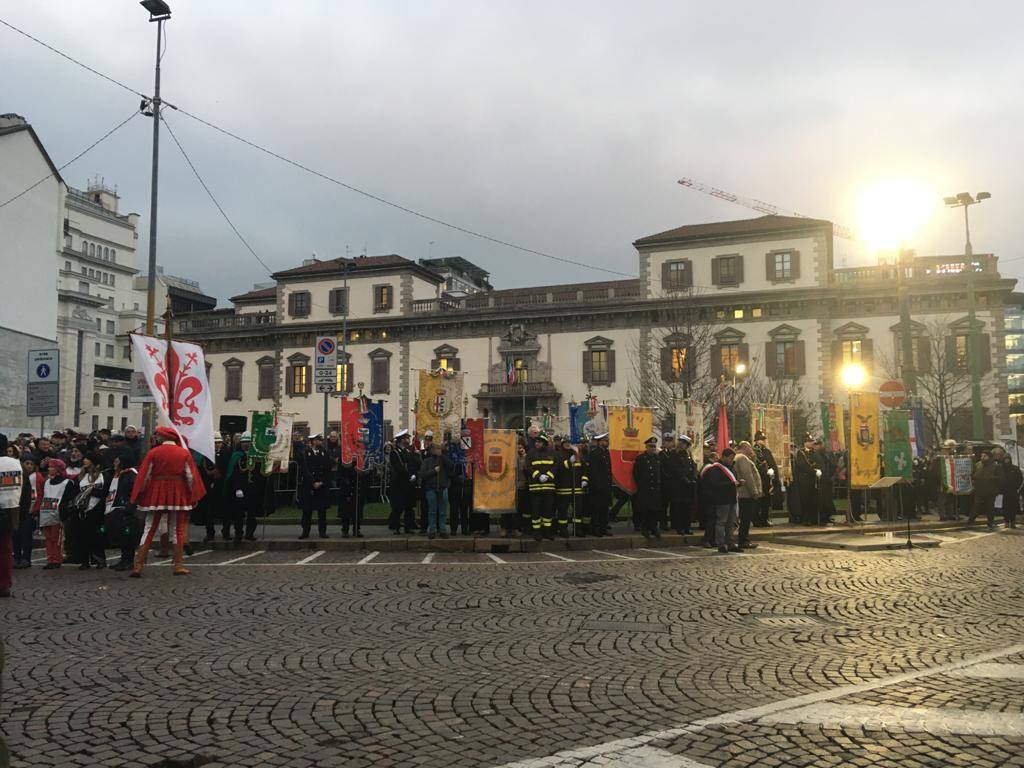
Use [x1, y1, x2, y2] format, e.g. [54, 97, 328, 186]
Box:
[173, 215, 1015, 441]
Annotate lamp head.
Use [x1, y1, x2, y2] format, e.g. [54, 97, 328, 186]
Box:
[140, 0, 171, 20]
[734, 362, 747, 376]
[839, 362, 867, 390]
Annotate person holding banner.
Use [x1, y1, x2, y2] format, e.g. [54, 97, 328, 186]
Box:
[337, 457, 367, 538]
[794, 435, 821, 526]
[661, 433, 695, 535]
[587, 433, 613, 537]
[130, 427, 205, 577]
[969, 450, 1002, 530]
[226, 434, 258, 544]
[753, 431, 780, 527]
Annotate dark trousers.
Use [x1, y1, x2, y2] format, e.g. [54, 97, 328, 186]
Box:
[738, 498, 757, 545]
[969, 493, 996, 525]
[555, 495, 572, 531]
[638, 503, 660, 535]
[12, 513, 35, 563]
[668, 493, 692, 533]
[388, 492, 417, 532]
[0, 529, 11, 592]
[590, 490, 610, 536]
[701, 503, 716, 545]
[516, 488, 530, 531]
[756, 493, 772, 526]
[611, 488, 629, 522]
[302, 489, 328, 536]
[419, 489, 429, 532]
[339, 499, 364, 534]
[72, 511, 106, 565]
[531, 492, 554, 533]
[226, 497, 246, 541]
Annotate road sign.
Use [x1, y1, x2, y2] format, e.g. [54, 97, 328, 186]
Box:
[314, 336, 337, 393]
[879, 379, 907, 408]
[129, 370, 155, 404]
[27, 348, 60, 417]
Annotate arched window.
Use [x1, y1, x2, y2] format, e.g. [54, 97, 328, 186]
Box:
[104, 247, 110, 260]
[82, 240, 88, 254]
[122, 395, 128, 408]
[92, 392, 100, 407]
[110, 249, 116, 262]
[89, 243, 96, 257]
[107, 394, 115, 408]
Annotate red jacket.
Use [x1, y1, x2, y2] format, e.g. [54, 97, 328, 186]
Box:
[131, 441, 206, 511]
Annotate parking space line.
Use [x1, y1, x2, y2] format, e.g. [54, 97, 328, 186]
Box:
[486, 553, 506, 564]
[218, 550, 265, 566]
[543, 551, 574, 562]
[357, 551, 379, 565]
[422, 552, 435, 564]
[592, 549, 635, 560]
[637, 548, 691, 558]
[297, 550, 325, 565]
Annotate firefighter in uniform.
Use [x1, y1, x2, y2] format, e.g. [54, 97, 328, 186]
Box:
[527, 434, 557, 540]
[553, 436, 575, 538]
[587, 432, 612, 536]
[570, 437, 591, 536]
[633, 434, 662, 538]
[753, 430, 780, 527]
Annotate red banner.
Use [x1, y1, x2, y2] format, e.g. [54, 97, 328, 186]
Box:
[340, 397, 365, 469]
[465, 418, 485, 467]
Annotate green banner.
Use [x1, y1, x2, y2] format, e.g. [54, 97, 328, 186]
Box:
[882, 409, 912, 480]
[250, 411, 276, 457]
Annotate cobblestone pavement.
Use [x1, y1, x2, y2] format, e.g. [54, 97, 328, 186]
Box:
[1, 530, 1022, 767]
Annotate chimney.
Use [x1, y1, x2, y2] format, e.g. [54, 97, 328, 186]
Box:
[0, 113, 28, 129]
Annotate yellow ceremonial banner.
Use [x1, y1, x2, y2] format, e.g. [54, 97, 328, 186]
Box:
[750, 403, 792, 482]
[607, 405, 654, 493]
[414, 369, 463, 435]
[473, 429, 517, 515]
[849, 391, 881, 488]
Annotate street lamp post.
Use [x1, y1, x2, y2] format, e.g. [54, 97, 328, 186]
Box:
[944, 191, 991, 439]
[520, 364, 528, 434]
[730, 361, 747, 443]
[140, 0, 170, 446]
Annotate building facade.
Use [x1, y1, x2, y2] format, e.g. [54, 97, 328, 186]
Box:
[0, 114, 64, 433]
[173, 215, 1016, 443]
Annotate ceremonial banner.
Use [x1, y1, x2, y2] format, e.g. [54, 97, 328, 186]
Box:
[414, 369, 463, 436]
[473, 429, 517, 514]
[941, 455, 974, 495]
[130, 334, 215, 461]
[751, 403, 792, 480]
[882, 409, 913, 479]
[849, 391, 881, 488]
[250, 411, 276, 458]
[265, 413, 293, 469]
[341, 397, 385, 469]
[909, 404, 926, 458]
[675, 399, 704, 468]
[715, 402, 730, 454]
[819, 402, 846, 453]
[608, 404, 653, 494]
[464, 418, 485, 467]
[569, 403, 589, 444]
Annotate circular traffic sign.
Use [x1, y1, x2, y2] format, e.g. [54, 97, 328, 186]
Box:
[879, 379, 907, 408]
[317, 337, 336, 355]
[36, 363, 51, 379]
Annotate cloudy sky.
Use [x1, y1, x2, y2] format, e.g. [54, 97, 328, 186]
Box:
[3, 1, 1021, 303]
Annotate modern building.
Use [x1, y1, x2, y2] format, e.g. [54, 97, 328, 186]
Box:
[173, 215, 1016, 443]
[0, 114, 64, 434]
[419, 256, 492, 296]
[1005, 292, 1024, 435]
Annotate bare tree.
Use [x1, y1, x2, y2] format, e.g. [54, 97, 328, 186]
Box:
[877, 316, 972, 441]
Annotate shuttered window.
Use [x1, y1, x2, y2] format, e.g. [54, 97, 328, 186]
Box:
[288, 291, 311, 317]
[371, 357, 390, 394]
[329, 287, 349, 314]
[257, 358, 275, 400]
[373, 285, 393, 312]
[224, 360, 244, 401]
[661, 260, 692, 290]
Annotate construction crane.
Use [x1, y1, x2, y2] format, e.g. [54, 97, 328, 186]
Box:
[677, 177, 858, 240]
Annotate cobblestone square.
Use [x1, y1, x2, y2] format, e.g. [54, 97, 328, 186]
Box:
[2, 531, 1023, 767]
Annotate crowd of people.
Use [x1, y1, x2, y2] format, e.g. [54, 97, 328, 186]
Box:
[2, 421, 1019, 597]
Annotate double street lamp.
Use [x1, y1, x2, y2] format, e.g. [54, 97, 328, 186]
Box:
[944, 191, 991, 440]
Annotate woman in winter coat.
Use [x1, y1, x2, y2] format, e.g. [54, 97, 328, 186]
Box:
[420, 442, 454, 538]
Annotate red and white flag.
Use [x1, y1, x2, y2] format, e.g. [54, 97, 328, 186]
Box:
[131, 334, 215, 461]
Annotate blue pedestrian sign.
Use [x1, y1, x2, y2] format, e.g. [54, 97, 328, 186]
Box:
[28, 349, 60, 417]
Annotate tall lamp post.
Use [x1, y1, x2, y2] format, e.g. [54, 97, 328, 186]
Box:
[730, 361, 748, 442]
[140, 0, 170, 445]
[520, 363, 529, 434]
[944, 191, 991, 439]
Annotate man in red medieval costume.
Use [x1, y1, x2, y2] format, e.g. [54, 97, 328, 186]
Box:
[130, 426, 206, 577]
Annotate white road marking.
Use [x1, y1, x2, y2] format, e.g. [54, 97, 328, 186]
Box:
[542, 551, 574, 562]
[592, 549, 636, 560]
[950, 662, 1024, 680]
[296, 550, 325, 565]
[638, 548, 691, 558]
[188, 549, 212, 558]
[218, 550, 265, 566]
[758, 703, 1024, 736]
[941, 529, 1004, 545]
[422, 552, 435, 564]
[357, 551, 379, 564]
[493, 642, 1024, 767]
[486, 553, 506, 564]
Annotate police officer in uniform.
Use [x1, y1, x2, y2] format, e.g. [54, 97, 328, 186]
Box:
[527, 434, 556, 540]
[300, 433, 331, 539]
[632, 434, 662, 539]
[793, 433, 821, 526]
[587, 432, 612, 537]
[388, 430, 419, 534]
[753, 430, 780, 527]
[662, 432, 696, 535]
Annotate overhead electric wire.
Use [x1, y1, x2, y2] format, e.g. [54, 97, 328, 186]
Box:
[0, 110, 140, 209]
[162, 114, 275, 277]
[0, 15, 636, 280]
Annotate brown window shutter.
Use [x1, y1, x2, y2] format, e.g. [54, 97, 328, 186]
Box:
[791, 251, 801, 279]
[765, 253, 776, 282]
[371, 358, 389, 394]
[977, 333, 992, 373]
[450, 358, 461, 372]
[430, 358, 439, 370]
[606, 349, 616, 384]
[285, 366, 294, 396]
[660, 346, 673, 383]
[582, 351, 592, 384]
[305, 365, 313, 394]
[710, 345, 723, 379]
[795, 340, 806, 376]
[735, 255, 745, 284]
[345, 363, 354, 393]
[684, 345, 696, 382]
[945, 336, 959, 372]
[861, 338, 874, 371]
[287, 293, 296, 316]
[917, 337, 932, 374]
[738, 342, 749, 370]
[682, 260, 693, 287]
[661, 261, 671, 290]
[765, 342, 777, 378]
[711, 257, 721, 286]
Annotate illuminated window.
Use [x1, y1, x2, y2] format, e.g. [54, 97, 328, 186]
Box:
[590, 350, 609, 384]
[515, 358, 528, 383]
[374, 285, 393, 312]
[292, 365, 308, 394]
[752, 307, 763, 318]
[733, 308, 744, 319]
[954, 335, 969, 369]
[720, 344, 741, 374]
[438, 357, 450, 370]
[336, 363, 349, 393]
[841, 339, 862, 363]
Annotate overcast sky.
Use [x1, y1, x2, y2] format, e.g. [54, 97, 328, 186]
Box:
[3, 1, 1021, 304]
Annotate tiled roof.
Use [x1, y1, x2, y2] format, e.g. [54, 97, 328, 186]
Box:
[272, 254, 419, 279]
[230, 286, 277, 303]
[634, 215, 832, 247]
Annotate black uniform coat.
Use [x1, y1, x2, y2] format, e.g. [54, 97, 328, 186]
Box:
[632, 451, 662, 510]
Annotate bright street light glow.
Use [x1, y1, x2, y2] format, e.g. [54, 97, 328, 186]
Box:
[840, 362, 867, 390]
[734, 362, 747, 376]
[855, 178, 936, 253]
